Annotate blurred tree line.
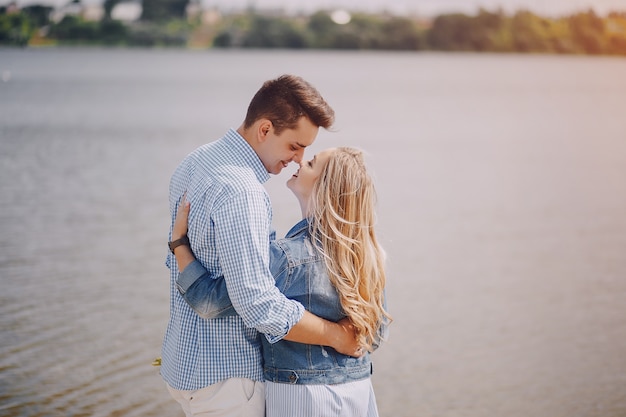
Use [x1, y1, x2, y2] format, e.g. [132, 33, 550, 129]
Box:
[0, 0, 191, 46]
[2, 3, 626, 55]
[423, 9, 626, 55]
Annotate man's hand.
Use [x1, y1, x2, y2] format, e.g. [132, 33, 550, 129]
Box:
[332, 317, 364, 358]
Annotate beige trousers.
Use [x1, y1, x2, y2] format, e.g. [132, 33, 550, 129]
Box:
[166, 378, 265, 417]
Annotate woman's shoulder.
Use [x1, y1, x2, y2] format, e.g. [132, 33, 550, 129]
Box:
[271, 234, 303, 261]
[274, 235, 322, 267]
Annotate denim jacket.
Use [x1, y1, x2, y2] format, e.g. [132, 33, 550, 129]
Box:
[176, 218, 388, 385]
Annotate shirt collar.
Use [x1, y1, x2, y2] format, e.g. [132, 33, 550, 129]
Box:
[224, 128, 270, 184]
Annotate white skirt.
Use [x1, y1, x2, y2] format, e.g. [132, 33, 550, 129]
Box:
[265, 378, 379, 417]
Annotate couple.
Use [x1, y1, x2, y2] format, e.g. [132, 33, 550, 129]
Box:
[162, 74, 390, 417]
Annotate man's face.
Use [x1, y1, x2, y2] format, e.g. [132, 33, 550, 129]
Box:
[258, 117, 319, 175]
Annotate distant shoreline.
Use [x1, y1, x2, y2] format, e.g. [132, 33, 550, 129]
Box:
[2, 7, 626, 56]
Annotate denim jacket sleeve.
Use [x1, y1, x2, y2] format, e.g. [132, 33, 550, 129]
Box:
[176, 260, 236, 319]
[175, 241, 288, 321]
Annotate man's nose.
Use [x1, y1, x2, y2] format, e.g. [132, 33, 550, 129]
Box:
[293, 149, 305, 163]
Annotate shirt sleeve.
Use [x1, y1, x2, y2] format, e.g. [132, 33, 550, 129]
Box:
[212, 189, 304, 341]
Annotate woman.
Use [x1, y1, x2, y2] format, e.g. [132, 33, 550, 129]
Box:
[172, 147, 391, 416]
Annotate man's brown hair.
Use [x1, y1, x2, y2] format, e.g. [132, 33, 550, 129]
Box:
[243, 74, 335, 135]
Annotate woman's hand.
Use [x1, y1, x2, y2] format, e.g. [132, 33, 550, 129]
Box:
[171, 193, 195, 272]
[173, 193, 190, 240]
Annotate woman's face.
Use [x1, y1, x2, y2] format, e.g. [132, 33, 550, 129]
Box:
[287, 148, 335, 202]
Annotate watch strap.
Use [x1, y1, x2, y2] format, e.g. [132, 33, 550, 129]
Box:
[168, 235, 190, 254]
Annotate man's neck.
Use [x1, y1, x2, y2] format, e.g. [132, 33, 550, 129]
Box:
[236, 125, 255, 148]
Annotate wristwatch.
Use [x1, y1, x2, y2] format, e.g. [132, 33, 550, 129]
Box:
[168, 235, 190, 254]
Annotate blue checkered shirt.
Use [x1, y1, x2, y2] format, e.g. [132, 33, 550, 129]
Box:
[161, 129, 305, 390]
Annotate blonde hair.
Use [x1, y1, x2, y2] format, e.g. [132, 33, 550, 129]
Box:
[309, 147, 391, 352]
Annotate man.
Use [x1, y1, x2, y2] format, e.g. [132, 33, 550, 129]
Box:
[162, 75, 360, 417]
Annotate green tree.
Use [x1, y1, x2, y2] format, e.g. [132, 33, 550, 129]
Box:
[327, 28, 362, 49]
[0, 12, 32, 46]
[21, 5, 53, 27]
[346, 13, 384, 49]
[510, 11, 554, 52]
[99, 19, 128, 44]
[379, 16, 423, 50]
[48, 15, 98, 42]
[307, 11, 338, 48]
[427, 13, 495, 51]
[141, 0, 188, 22]
[212, 30, 232, 47]
[241, 14, 307, 48]
[102, 0, 120, 19]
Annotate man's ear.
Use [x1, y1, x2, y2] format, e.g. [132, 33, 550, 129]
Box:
[257, 119, 273, 143]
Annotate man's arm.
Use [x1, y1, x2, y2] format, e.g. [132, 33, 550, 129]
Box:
[174, 256, 360, 356]
[175, 258, 360, 356]
[173, 192, 361, 356]
[283, 312, 362, 357]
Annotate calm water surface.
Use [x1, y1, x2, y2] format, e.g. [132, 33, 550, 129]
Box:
[1, 48, 625, 417]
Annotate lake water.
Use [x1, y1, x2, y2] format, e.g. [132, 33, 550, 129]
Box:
[1, 48, 625, 417]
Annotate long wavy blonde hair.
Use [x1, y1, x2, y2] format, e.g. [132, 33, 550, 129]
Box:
[309, 147, 391, 352]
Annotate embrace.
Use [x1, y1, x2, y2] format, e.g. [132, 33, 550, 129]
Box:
[161, 74, 391, 417]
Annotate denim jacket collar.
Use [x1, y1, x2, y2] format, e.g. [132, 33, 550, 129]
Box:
[285, 218, 310, 238]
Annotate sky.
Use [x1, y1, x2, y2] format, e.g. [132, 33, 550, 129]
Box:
[7, 0, 626, 17]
